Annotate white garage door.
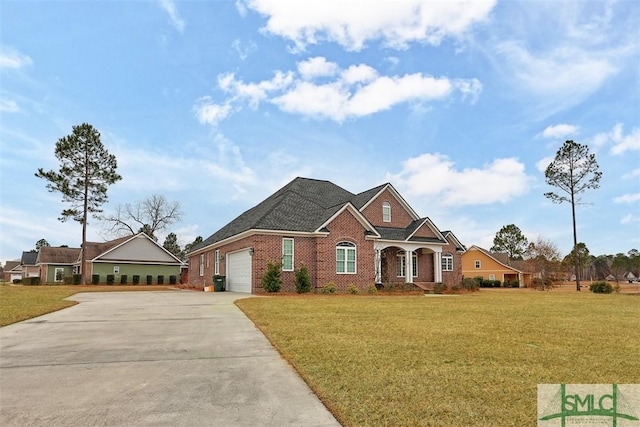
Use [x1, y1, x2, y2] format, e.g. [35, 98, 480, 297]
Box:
[227, 250, 252, 293]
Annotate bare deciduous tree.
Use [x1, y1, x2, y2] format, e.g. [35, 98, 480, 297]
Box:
[102, 194, 182, 240]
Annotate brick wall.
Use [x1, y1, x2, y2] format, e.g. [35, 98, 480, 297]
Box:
[316, 209, 375, 292]
[361, 188, 414, 228]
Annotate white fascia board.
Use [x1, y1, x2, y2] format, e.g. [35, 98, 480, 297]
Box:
[359, 184, 420, 221]
[405, 217, 447, 243]
[315, 203, 381, 237]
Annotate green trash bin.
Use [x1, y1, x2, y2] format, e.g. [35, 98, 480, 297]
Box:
[214, 275, 225, 292]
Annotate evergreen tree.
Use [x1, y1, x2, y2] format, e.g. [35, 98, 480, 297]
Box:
[544, 140, 601, 291]
[491, 224, 528, 259]
[36, 123, 121, 284]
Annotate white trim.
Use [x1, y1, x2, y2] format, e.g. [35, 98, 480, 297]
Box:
[336, 241, 357, 274]
[90, 232, 184, 264]
[188, 229, 328, 257]
[282, 238, 294, 271]
[91, 260, 182, 266]
[358, 183, 420, 220]
[467, 245, 525, 273]
[214, 250, 220, 275]
[442, 253, 454, 271]
[382, 201, 391, 222]
[54, 267, 65, 283]
[405, 217, 448, 243]
[316, 203, 380, 237]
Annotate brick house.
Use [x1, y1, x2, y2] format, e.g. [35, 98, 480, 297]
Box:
[187, 177, 465, 293]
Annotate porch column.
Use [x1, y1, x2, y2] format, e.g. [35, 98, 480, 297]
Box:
[374, 249, 382, 284]
[434, 251, 442, 283]
[405, 249, 413, 283]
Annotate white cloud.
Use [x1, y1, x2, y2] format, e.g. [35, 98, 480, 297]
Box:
[297, 57, 339, 80]
[610, 125, 640, 155]
[0, 46, 33, 69]
[231, 39, 257, 60]
[0, 98, 19, 113]
[590, 123, 640, 155]
[204, 60, 481, 123]
[158, 0, 185, 33]
[622, 169, 640, 179]
[194, 97, 232, 125]
[496, 41, 616, 106]
[387, 153, 531, 207]
[536, 156, 554, 173]
[621, 214, 640, 224]
[614, 193, 640, 204]
[245, 0, 496, 51]
[542, 124, 579, 139]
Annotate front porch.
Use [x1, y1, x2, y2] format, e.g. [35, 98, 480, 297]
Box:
[374, 242, 444, 285]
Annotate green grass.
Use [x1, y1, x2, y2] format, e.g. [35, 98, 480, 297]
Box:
[236, 291, 640, 426]
[0, 284, 172, 327]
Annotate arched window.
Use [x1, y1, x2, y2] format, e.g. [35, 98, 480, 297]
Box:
[382, 202, 391, 222]
[336, 241, 356, 274]
[442, 253, 454, 271]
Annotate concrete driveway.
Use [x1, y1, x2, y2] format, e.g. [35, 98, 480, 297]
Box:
[0, 291, 340, 427]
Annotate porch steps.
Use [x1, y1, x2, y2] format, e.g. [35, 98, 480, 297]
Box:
[413, 282, 436, 293]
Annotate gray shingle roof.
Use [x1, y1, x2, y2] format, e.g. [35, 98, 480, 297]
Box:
[194, 178, 355, 251]
[21, 251, 38, 265]
[191, 177, 449, 252]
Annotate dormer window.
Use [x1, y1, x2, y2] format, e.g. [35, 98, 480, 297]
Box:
[382, 202, 391, 222]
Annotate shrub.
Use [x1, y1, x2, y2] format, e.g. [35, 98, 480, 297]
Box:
[295, 263, 311, 294]
[132, 275, 140, 285]
[261, 260, 282, 293]
[531, 277, 556, 290]
[433, 283, 447, 294]
[320, 282, 337, 294]
[146, 275, 153, 285]
[157, 275, 164, 285]
[347, 284, 358, 294]
[589, 281, 613, 294]
[92, 274, 100, 285]
[504, 280, 520, 288]
[461, 278, 480, 291]
[63, 276, 73, 285]
[12, 279, 22, 284]
[120, 275, 127, 284]
[24, 277, 40, 285]
[368, 284, 377, 294]
[169, 275, 177, 285]
[106, 274, 115, 285]
[73, 274, 82, 285]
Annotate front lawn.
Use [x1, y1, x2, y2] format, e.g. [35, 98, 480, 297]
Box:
[236, 291, 639, 426]
[0, 284, 172, 327]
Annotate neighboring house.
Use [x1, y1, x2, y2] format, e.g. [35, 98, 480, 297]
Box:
[461, 245, 531, 287]
[3, 261, 22, 282]
[187, 177, 465, 293]
[20, 251, 39, 278]
[37, 246, 81, 283]
[80, 233, 184, 284]
[35, 233, 183, 284]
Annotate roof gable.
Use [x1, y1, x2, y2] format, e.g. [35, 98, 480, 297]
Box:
[465, 245, 524, 273]
[442, 231, 466, 252]
[358, 183, 419, 221]
[94, 233, 182, 264]
[316, 203, 380, 237]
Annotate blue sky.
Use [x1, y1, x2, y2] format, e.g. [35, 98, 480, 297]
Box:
[1, 0, 639, 264]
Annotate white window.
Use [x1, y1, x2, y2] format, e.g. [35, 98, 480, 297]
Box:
[396, 253, 418, 277]
[475, 260, 481, 269]
[113, 266, 120, 275]
[336, 242, 356, 274]
[282, 238, 294, 271]
[214, 250, 220, 275]
[199, 254, 204, 276]
[206, 253, 210, 268]
[382, 202, 391, 222]
[442, 254, 453, 272]
[54, 267, 65, 282]
[489, 274, 495, 280]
